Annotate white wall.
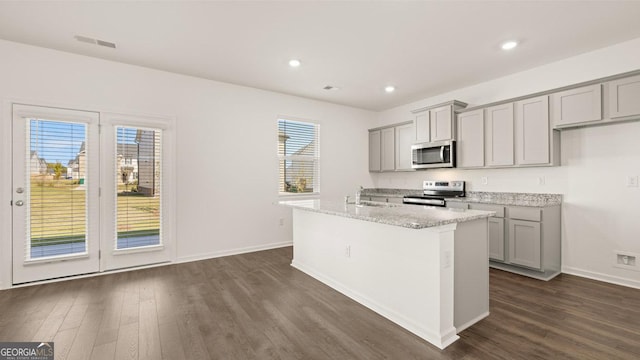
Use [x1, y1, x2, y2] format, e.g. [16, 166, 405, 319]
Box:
[0, 39, 376, 288]
[375, 37, 640, 288]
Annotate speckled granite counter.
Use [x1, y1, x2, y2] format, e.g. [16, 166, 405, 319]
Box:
[446, 191, 562, 207]
[362, 188, 562, 207]
[361, 188, 421, 198]
[278, 199, 493, 229]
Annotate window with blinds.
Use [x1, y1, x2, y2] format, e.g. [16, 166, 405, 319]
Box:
[277, 118, 320, 195]
[27, 119, 88, 259]
[115, 126, 162, 249]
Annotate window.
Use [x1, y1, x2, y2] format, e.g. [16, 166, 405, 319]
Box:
[278, 118, 319, 195]
[115, 126, 162, 249]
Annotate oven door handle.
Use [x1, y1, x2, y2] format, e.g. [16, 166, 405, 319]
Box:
[440, 146, 445, 162]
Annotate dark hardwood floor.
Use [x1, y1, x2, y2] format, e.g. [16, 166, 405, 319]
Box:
[1, 247, 640, 359]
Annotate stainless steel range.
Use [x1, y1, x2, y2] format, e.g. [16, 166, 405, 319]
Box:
[403, 180, 465, 207]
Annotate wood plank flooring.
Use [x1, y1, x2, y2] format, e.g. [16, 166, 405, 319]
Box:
[1, 247, 640, 359]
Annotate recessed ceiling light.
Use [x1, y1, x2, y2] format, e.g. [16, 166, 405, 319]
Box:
[501, 41, 518, 50]
[384, 85, 396, 93]
[323, 85, 340, 91]
[289, 59, 301, 67]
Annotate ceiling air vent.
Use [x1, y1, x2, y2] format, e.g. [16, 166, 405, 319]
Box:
[74, 35, 117, 49]
[96, 40, 116, 49]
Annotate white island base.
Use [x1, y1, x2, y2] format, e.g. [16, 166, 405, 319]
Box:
[291, 208, 489, 350]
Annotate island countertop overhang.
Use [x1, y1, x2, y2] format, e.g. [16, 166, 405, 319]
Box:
[278, 199, 494, 229]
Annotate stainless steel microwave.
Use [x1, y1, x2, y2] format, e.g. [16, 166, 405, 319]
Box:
[411, 140, 455, 169]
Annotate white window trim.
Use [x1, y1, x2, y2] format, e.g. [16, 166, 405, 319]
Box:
[277, 116, 320, 198]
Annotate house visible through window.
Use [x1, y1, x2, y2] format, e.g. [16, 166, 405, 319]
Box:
[278, 118, 319, 195]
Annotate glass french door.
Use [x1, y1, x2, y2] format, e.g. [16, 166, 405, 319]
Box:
[99, 113, 171, 271]
[12, 105, 172, 284]
[12, 105, 100, 284]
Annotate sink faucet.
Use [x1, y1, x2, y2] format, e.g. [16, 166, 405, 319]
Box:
[355, 185, 363, 205]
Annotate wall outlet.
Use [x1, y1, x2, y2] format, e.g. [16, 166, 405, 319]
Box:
[443, 250, 452, 269]
[626, 176, 638, 187]
[279, 218, 284, 226]
[538, 176, 546, 185]
[481, 176, 488, 185]
[614, 251, 639, 271]
[345, 245, 351, 258]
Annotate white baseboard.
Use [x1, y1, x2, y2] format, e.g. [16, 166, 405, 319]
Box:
[562, 266, 640, 289]
[456, 311, 490, 333]
[291, 259, 459, 350]
[176, 241, 292, 264]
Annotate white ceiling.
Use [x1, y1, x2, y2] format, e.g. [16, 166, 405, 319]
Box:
[1, 1, 640, 111]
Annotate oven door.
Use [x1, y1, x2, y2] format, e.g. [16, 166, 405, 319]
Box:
[411, 140, 455, 169]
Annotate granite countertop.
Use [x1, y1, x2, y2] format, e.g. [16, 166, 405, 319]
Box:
[362, 188, 562, 207]
[361, 188, 421, 198]
[446, 191, 562, 207]
[278, 199, 494, 230]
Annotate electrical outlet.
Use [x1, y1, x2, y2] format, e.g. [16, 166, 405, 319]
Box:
[538, 176, 546, 185]
[614, 251, 640, 271]
[481, 176, 488, 185]
[279, 218, 284, 226]
[626, 176, 638, 187]
[345, 245, 351, 258]
[443, 250, 452, 268]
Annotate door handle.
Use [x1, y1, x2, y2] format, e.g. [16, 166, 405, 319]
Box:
[440, 146, 445, 161]
[15, 200, 24, 206]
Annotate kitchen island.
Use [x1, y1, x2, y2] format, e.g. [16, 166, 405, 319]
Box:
[279, 199, 494, 349]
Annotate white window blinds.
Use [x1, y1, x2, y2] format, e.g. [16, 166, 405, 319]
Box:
[277, 118, 320, 195]
[115, 126, 162, 249]
[27, 119, 88, 259]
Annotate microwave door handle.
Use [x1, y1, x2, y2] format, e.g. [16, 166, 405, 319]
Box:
[440, 146, 445, 162]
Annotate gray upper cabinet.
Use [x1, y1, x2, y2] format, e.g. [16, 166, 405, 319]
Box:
[413, 101, 466, 143]
[608, 74, 640, 119]
[369, 121, 414, 172]
[430, 105, 453, 142]
[395, 122, 415, 171]
[485, 103, 514, 166]
[551, 84, 602, 127]
[456, 109, 485, 168]
[381, 127, 396, 171]
[415, 111, 430, 143]
[368, 130, 381, 172]
[515, 95, 550, 165]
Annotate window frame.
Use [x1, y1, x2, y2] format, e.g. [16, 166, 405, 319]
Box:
[277, 116, 320, 198]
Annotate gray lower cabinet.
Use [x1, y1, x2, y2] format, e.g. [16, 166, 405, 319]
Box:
[468, 203, 505, 262]
[448, 201, 561, 280]
[488, 218, 505, 262]
[508, 219, 541, 269]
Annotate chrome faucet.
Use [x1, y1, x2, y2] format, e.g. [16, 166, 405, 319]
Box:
[355, 186, 363, 205]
